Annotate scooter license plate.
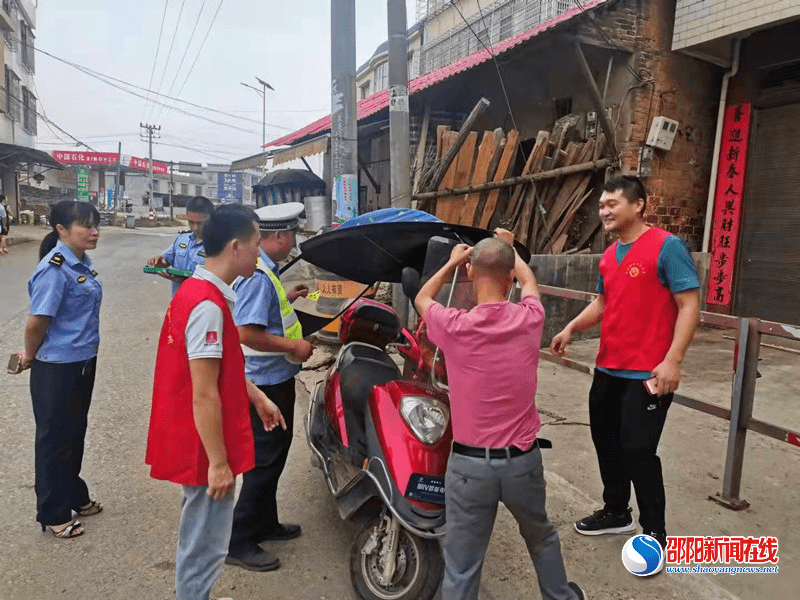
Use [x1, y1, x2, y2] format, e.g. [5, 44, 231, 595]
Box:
[405, 474, 445, 505]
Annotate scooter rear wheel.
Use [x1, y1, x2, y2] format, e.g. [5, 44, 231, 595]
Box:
[350, 516, 443, 600]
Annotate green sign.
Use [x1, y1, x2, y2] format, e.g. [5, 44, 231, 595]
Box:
[77, 167, 89, 202]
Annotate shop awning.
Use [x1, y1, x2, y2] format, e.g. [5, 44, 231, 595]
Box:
[0, 143, 62, 169]
[272, 135, 329, 166]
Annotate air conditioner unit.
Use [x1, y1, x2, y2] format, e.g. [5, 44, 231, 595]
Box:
[646, 116, 679, 151]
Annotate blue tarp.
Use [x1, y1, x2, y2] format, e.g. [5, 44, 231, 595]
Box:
[337, 208, 441, 229]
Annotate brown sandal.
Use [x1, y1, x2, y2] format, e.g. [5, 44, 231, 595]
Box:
[76, 500, 103, 517]
[45, 520, 84, 539]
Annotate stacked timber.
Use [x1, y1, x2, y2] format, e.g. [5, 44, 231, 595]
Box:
[416, 111, 610, 255]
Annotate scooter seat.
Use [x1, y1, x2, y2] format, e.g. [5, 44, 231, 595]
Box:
[339, 344, 400, 463]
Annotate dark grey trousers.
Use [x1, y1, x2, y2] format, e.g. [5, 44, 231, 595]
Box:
[442, 448, 578, 600]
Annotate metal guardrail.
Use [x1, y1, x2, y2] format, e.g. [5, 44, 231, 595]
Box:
[537, 284, 800, 510]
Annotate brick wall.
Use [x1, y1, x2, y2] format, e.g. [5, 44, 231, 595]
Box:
[580, 0, 721, 250]
[673, 0, 800, 50]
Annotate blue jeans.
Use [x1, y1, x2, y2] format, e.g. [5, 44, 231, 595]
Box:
[442, 449, 578, 600]
[175, 485, 235, 600]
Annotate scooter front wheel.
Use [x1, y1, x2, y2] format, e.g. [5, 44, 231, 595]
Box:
[350, 515, 443, 600]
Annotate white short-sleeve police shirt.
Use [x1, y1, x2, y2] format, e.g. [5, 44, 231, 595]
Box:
[184, 265, 237, 360]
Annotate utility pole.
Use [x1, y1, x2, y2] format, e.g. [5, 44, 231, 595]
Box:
[140, 123, 161, 214]
[169, 161, 174, 220]
[115, 141, 122, 213]
[388, 0, 411, 209]
[388, 0, 412, 326]
[331, 0, 358, 223]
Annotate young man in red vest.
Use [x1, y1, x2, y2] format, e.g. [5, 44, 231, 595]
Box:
[551, 176, 700, 551]
[146, 203, 286, 600]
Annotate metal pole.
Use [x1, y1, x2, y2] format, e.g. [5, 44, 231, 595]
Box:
[262, 83, 266, 148]
[330, 0, 358, 222]
[717, 318, 760, 509]
[388, 0, 411, 209]
[148, 129, 154, 214]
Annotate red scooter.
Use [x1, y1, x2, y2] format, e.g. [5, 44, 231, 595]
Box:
[305, 292, 451, 600]
[296, 223, 528, 600]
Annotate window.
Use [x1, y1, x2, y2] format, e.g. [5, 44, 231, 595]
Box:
[181, 183, 188, 195]
[2, 1, 15, 50]
[152, 179, 160, 193]
[20, 20, 35, 73]
[5, 66, 20, 121]
[360, 81, 371, 100]
[195, 185, 202, 196]
[22, 86, 35, 134]
[373, 61, 388, 92]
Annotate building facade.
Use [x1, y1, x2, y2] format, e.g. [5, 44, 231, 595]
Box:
[0, 0, 59, 218]
[673, 0, 800, 324]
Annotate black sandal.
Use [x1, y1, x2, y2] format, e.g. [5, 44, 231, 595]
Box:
[76, 500, 103, 517]
[44, 520, 84, 539]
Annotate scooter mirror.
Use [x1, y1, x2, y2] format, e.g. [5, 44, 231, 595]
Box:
[401, 267, 421, 303]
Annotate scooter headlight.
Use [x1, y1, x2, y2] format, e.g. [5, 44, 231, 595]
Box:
[399, 395, 449, 445]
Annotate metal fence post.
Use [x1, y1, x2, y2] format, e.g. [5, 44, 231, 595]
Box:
[714, 318, 760, 509]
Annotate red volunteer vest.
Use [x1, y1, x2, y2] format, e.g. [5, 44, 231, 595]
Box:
[145, 278, 255, 485]
[596, 227, 678, 372]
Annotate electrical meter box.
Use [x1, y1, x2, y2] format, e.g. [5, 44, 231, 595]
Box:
[646, 116, 679, 151]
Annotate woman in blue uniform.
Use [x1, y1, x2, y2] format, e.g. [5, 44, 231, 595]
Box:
[15, 200, 104, 538]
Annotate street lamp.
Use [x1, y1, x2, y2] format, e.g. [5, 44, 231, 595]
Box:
[241, 77, 274, 149]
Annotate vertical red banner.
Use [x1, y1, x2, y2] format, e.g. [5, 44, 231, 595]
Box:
[707, 102, 751, 307]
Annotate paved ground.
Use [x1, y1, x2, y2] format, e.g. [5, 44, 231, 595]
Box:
[0, 225, 796, 600]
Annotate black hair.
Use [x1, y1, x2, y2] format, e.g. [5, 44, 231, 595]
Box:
[602, 175, 648, 215]
[186, 195, 214, 214]
[39, 201, 101, 259]
[202, 203, 258, 257]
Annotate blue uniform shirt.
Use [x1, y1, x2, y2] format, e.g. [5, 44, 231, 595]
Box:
[233, 249, 300, 386]
[29, 240, 102, 363]
[596, 234, 700, 380]
[162, 231, 206, 295]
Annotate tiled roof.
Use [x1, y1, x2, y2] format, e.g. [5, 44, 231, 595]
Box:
[268, 0, 607, 148]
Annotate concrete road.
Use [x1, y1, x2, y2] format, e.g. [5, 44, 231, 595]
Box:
[0, 225, 796, 600]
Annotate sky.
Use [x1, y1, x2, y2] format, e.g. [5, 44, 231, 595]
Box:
[34, 0, 418, 165]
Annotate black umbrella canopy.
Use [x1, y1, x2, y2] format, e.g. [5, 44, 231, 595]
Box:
[253, 168, 325, 189]
[298, 222, 531, 284]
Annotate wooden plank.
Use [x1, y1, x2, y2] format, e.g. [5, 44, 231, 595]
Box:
[439, 131, 460, 191]
[479, 130, 518, 229]
[429, 97, 490, 191]
[412, 104, 432, 196]
[546, 182, 594, 254]
[460, 131, 500, 226]
[436, 125, 449, 159]
[436, 132, 478, 223]
[505, 131, 549, 220]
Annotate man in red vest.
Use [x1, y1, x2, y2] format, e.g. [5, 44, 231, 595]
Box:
[146, 203, 286, 600]
[551, 176, 700, 553]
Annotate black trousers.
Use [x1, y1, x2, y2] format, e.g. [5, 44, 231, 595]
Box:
[588, 369, 672, 533]
[229, 377, 296, 552]
[30, 358, 96, 527]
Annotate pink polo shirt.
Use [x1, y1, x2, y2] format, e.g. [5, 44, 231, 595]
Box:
[425, 295, 544, 450]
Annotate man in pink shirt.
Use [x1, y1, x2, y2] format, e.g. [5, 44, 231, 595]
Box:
[415, 230, 583, 600]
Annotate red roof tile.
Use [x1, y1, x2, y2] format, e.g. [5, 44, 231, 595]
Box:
[268, 0, 607, 148]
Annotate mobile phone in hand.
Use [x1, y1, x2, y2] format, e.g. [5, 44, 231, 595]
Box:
[7, 353, 21, 374]
[644, 378, 658, 395]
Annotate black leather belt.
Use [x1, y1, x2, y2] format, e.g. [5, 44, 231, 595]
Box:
[452, 438, 551, 459]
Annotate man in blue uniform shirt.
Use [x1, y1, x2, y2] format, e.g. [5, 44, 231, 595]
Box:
[147, 196, 214, 295]
[226, 202, 314, 572]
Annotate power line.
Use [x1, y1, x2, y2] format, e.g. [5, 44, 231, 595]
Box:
[12, 35, 290, 130]
[177, 0, 225, 97]
[144, 0, 170, 117]
[155, 0, 207, 122]
[149, 0, 188, 120]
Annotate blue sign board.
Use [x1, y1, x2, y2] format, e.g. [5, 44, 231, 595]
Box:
[217, 172, 243, 202]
